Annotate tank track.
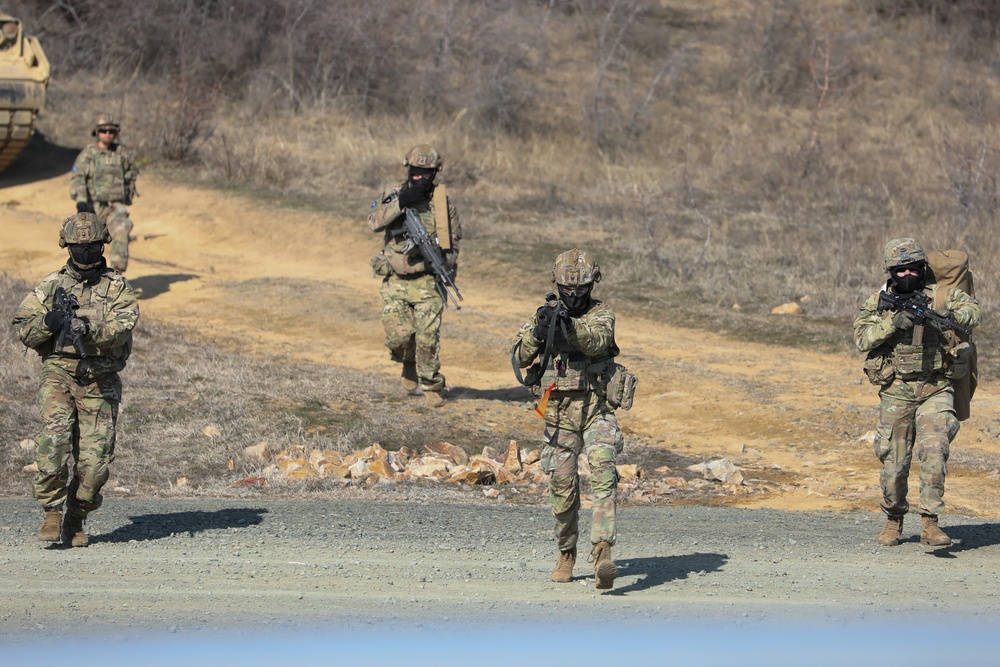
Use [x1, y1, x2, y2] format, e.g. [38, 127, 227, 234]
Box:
[0, 107, 35, 172]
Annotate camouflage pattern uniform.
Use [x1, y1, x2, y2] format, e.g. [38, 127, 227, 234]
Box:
[510, 254, 624, 555]
[854, 238, 980, 527]
[69, 114, 139, 272]
[368, 147, 460, 394]
[12, 214, 139, 527]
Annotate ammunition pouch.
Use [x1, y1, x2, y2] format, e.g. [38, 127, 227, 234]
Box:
[540, 351, 590, 393]
[892, 343, 944, 380]
[944, 341, 973, 380]
[601, 362, 638, 410]
[387, 251, 426, 276]
[371, 250, 393, 277]
[863, 349, 895, 387]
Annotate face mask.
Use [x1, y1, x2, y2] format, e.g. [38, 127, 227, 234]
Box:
[890, 264, 925, 295]
[69, 243, 104, 268]
[557, 284, 592, 316]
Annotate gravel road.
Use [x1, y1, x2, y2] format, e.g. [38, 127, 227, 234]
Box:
[2, 497, 999, 663]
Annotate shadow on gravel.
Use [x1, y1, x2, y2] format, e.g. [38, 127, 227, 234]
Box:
[447, 386, 533, 402]
[606, 552, 728, 595]
[93, 508, 269, 543]
[130, 274, 199, 300]
[925, 522, 1000, 558]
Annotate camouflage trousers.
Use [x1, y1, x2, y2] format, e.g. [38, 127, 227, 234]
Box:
[97, 202, 133, 272]
[873, 378, 959, 517]
[379, 274, 445, 390]
[34, 362, 121, 517]
[540, 412, 624, 551]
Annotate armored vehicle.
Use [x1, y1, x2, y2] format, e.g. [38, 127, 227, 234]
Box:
[0, 12, 49, 174]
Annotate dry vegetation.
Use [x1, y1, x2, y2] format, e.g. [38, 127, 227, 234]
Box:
[11, 0, 999, 339]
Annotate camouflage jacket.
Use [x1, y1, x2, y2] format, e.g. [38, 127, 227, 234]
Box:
[853, 283, 980, 382]
[70, 142, 139, 205]
[12, 261, 139, 380]
[368, 182, 461, 277]
[511, 298, 619, 430]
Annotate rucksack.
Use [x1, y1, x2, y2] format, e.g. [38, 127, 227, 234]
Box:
[927, 250, 977, 421]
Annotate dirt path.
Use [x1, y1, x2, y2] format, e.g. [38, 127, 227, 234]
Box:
[4, 171, 1000, 516]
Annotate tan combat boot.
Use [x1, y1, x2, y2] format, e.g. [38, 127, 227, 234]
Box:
[423, 389, 444, 408]
[920, 515, 952, 547]
[877, 515, 904, 546]
[61, 513, 89, 548]
[38, 508, 63, 542]
[401, 361, 419, 392]
[590, 541, 618, 590]
[551, 549, 576, 583]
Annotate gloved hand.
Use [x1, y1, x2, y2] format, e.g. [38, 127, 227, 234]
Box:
[43, 309, 67, 332]
[532, 306, 554, 340]
[891, 309, 915, 331]
[397, 180, 433, 209]
[76, 201, 95, 214]
[929, 308, 956, 332]
[70, 317, 89, 337]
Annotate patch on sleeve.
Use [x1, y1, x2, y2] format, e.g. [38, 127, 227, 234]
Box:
[71, 165, 78, 172]
[370, 199, 378, 209]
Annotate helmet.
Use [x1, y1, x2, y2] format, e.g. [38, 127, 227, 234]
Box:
[403, 144, 443, 171]
[883, 237, 927, 271]
[551, 248, 602, 286]
[91, 112, 120, 137]
[59, 213, 112, 248]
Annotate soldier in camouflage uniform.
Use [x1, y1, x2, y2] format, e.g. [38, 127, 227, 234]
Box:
[511, 249, 625, 589]
[12, 212, 139, 547]
[854, 238, 980, 547]
[368, 144, 461, 407]
[69, 113, 139, 273]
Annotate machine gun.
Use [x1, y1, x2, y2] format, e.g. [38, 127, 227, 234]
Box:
[877, 290, 970, 337]
[401, 208, 463, 309]
[52, 286, 87, 357]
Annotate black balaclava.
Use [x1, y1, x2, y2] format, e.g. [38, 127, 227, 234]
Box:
[69, 242, 106, 280]
[557, 284, 592, 316]
[889, 262, 926, 296]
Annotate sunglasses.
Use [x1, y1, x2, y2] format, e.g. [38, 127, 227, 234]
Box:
[98, 128, 118, 135]
[558, 284, 590, 296]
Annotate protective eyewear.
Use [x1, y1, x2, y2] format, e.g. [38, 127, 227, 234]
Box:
[557, 284, 590, 297]
[97, 127, 118, 135]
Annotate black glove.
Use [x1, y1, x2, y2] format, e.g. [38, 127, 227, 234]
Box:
[891, 309, 915, 331]
[532, 306, 554, 340]
[397, 180, 433, 209]
[929, 309, 956, 333]
[44, 309, 67, 332]
[76, 201, 95, 214]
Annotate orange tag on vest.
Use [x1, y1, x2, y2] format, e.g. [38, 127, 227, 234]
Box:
[535, 382, 557, 418]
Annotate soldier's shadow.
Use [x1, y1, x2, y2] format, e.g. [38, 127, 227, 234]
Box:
[130, 274, 198, 300]
[448, 386, 533, 402]
[603, 552, 729, 595]
[92, 508, 268, 543]
[923, 521, 1000, 558]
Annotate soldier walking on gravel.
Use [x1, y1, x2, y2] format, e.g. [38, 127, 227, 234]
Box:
[854, 238, 980, 547]
[368, 144, 461, 407]
[511, 249, 636, 589]
[70, 113, 139, 273]
[12, 212, 139, 547]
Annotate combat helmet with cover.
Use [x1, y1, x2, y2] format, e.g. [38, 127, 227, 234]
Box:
[552, 248, 602, 286]
[59, 212, 111, 247]
[91, 112, 120, 137]
[403, 144, 443, 171]
[883, 237, 927, 272]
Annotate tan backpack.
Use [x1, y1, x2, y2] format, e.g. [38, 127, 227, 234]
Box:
[927, 250, 977, 421]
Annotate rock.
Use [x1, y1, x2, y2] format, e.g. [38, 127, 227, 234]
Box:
[423, 441, 468, 466]
[687, 458, 744, 484]
[483, 488, 500, 499]
[278, 458, 307, 473]
[407, 459, 451, 479]
[320, 464, 349, 479]
[348, 459, 376, 481]
[616, 464, 641, 480]
[770, 302, 804, 315]
[387, 450, 410, 473]
[399, 446, 419, 458]
[22, 462, 38, 472]
[465, 455, 512, 485]
[857, 431, 877, 445]
[232, 476, 268, 487]
[503, 440, 522, 473]
[665, 476, 688, 488]
[358, 443, 388, 463]
[202, 425, 222, 438]
[243, 442, 270, 461]
[654, 465, 672, 474]
[175, 476, 188, 487]
[523, 449, 541, 465]
[481, 446, 504, 464]
[18, 439, 35, 452]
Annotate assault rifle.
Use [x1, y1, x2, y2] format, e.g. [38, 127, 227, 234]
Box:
[53, 286, 87, 358]
[402, 208, 463, 309]
[877, 290, 970, 337]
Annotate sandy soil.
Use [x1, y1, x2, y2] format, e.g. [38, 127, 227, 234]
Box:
[5, 170, 999, 517]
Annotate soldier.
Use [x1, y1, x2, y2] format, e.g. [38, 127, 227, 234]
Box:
[69, 113, 139, 273]
[854, 238, 980, 547]
[12, 212, 139, 547]
[511, 249, 633, 589]
[368, 144, 461, 407]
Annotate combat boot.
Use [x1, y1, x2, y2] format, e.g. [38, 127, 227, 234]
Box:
[877, 515, 904, 546]
[551, 549, 576, 583]
[590, 541, 618, 590]
[423, 389, 444, 408]
[38, 508, 62, 542]
[920, 515, 952, 547]
[61, 513, 89, 548]
[401, 361, 418, 392]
